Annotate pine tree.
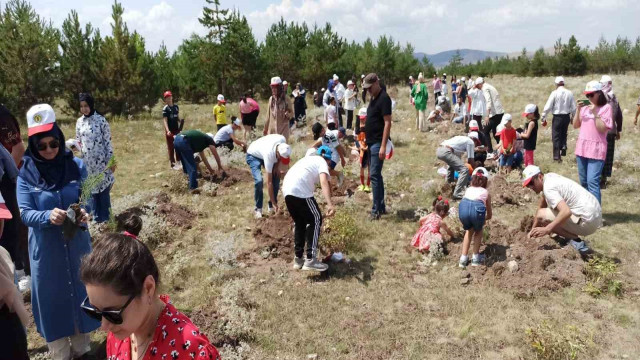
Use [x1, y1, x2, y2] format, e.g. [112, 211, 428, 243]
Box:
[199, 0, 230, 95]
[222, 11, 261, 99]
[448, 50, 464, 76]
[530, 48, 548, 76]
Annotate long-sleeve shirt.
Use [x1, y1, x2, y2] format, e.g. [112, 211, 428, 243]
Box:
[265, 96, 293, 140]
[469, 88, 486, 116]
[541, 86, 577, 121]
[482, 83, 504, 117]
[432, 79, 442, 92]
[76, 113, 115, 194]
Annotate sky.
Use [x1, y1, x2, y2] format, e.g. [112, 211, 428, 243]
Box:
[27, 0, 640, 55]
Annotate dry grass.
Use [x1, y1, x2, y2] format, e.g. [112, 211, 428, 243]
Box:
[27, 74, 640, 359]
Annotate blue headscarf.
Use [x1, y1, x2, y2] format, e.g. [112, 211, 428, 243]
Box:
[23, 124, 80, 191]
[327, 79, 335, 93]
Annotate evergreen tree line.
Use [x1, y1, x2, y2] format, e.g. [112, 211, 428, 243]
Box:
[440, 35, 640, 78]
[0, 0, 430, 119]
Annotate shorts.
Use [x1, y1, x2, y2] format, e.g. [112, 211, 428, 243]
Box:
[458, 198, 486, 231]
[242, 110, 259, 127]
[330, 160, 337, 170]
[499, 153, 514, 167]
[328, 122, 337, 130]
[360, 149, 370, 168]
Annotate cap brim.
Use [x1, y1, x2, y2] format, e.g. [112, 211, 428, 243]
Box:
[280, 157, 290, 165]
[522, 112, 532, 117]
[0, 203, 12, 220]
[470, 127, 479, 131]
[583, 90, 597, 94]
[358, 115, 367, 120]
[522, 177, 534, 188]
[28, 123, 54, 137]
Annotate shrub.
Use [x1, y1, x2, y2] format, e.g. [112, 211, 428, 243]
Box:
[582, 256, 622, 298]
[526, 321, 594, 360]
[322, 208, 364, 254]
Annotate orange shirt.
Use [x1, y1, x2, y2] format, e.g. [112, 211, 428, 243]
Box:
[500, 128, 517, 154]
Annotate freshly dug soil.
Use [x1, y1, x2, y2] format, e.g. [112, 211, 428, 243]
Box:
[332, 177, 359, 197]
[153, 193, 196, 229]
[446, 216, 586, 293]
[488, 174, 535, 207]
[207, 168, 253, 188]
[245, 213, 295, 260]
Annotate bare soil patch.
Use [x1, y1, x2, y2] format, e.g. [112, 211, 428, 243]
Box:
[206, 167, 253, 188]
[446, 216, 586, 294]
[238, 213, 295, 264]
[153, 193, 197, 229]
[488, 174, 535, 207]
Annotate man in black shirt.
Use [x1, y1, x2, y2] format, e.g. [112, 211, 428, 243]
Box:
[363, 73, 392, 220]
[162, 91, 184, 169]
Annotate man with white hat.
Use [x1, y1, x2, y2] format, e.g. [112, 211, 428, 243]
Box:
[475, 77, 505, 153]
[344, 80, 358, 129]
[283, 146, 336, 272]
[468, 79, 486, 132]
[213, 117, 247, 151]
[264, 76, 293, 140]
[246, 134, 291, 218]
[522, 165, 601, 258]
[541, 76, 577, 162]
[437, 133, 482, 199]
[173, 130, 226, 193]
[333, 74, 346, 127]
[599, 75, 623, 188]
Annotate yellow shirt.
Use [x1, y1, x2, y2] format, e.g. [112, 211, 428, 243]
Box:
[213, 104, 227, 125]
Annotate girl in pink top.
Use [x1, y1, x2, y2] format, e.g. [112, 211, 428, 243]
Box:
[573, 81, 613, 204]
[239, 93, 261, 141]
[411, 196, 455, 252]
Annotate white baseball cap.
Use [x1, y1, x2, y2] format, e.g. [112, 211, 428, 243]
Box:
[27, 104, 56, 136]
[554, 76, 565, 85]
[270, 76, 282, 86]
[358, 107, 367, 119]
[600, 75, 612, 84]
[443, 73, 447, 76]
[347, 80, 354, 86]
[361, 74, 365, 79]
[277, 143, 291, 164]
[282, 80, 288, 86]
[333, 74, 339, 81]
[501, 113, 513, 125]
[468, 131, 479, 140]
[217, 94, 225, 102]
[583, 80, 603, 94]
[522, 165, 541, 187]
[0, 193, 12, 220]
[469, 120, 479, 130]
[475, 77, 485, 85]
[233, 118, 242, 126]
[461, 77, 466, 81]
[522, 104, 537, 117]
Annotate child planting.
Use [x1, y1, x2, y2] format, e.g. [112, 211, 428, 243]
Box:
[351, 108, 371, 192]
[311, 122, 346, 186]
[497, 114, 517, 173]
[520, 104, 539, 166]
[411, 196, 455, 252]
[458, 167, 493, 267]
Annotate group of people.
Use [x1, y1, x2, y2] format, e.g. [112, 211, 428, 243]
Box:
[411, 74, 622, 267]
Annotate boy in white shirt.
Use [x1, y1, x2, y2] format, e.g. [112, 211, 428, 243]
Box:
[324, 96, 337, 130]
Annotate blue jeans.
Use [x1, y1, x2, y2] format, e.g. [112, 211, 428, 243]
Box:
[90, 185, 112, 223]
[513, 151, 523, 168]
[576, 155, 604, 204]
[499, 153, 514, 167]
[246, 154, 280, 210]
[369, 143, 386, 215]
[174, 135, 198, 189]
[458, 198, 486, 231]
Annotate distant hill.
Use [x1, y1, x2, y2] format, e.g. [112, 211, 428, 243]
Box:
[414, 49, 507, 68]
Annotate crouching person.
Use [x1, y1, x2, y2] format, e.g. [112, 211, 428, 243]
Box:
[283, 146, 336, 272]
[173, 130, 226, 194]
[523, 165, 602, 258]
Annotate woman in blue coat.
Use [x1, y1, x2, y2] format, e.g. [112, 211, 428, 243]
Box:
[17, 104, 99, 360]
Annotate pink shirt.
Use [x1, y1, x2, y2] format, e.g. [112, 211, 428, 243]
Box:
[575, 105, 613, 161]
[463, 186, 488, 205]
[239, 97, 260, 114]
[432, 79, 442, 92]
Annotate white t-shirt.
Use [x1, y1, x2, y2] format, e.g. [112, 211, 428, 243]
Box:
[214, 124, 234, 143]
[282, 155, 330, 198]
[325, 105, 336, 125]
[321, 130, 341, 163]
[543, 173, 602, 223]
[441, 136, 475, 158]
[441, 83, 448, 95]
[247, 134, 286, 173]
[344, 89, 356, 110]
[454, 103, 466, 117]
[334, 83, 346, 102]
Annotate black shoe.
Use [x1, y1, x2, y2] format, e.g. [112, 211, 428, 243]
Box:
[561, 148, 567, 156]
[600, 179, 608, 189]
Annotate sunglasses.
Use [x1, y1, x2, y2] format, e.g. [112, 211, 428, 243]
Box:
[81, 295, 135, 325]
[37, 139, 60, 151]
[585, 93, 596, 98]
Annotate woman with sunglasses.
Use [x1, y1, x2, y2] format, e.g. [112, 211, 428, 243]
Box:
[80, 233, 220, 360]
[17, 104, 99, 359]
[573, 81, 613, 204]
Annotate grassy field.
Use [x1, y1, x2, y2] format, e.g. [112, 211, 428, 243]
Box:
[27, 74, 640, 359]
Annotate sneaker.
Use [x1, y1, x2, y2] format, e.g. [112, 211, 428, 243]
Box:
[357, 184, 365, 192]
[471, 254, 486, 267]
[337, 172, 345, 187]
[302, 258, 329, 272]
[267, 206, 274, 215]
[458, 258, 469, 268]
[292, 257, 304, 270]
[569, 239, 591, 255]
[172, 163, 183, 171]
[364, 185, 371, 193]
[254, 209, 263, 219]
[18, 275, 31, 293]
[190, 189, 201, 195]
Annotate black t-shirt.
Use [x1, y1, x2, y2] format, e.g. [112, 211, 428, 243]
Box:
[523, 121, 538, 151]
[162, 104, 180, 132]
[365, 90, 392, 145]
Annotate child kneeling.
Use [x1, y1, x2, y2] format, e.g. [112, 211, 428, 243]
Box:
[458, 168, 493, 267]
[411, 196, 455, 252]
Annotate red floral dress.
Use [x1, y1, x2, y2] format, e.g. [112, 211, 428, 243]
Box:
[411, 213, 443, 251]
[106, 295, 220, 360]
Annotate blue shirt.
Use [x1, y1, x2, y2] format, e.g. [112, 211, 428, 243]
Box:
[17, 156, 100, 342]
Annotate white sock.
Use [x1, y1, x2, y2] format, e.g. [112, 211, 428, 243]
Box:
[472, 253, 479, 260]
[460, 255, 468, 263]
[15, 269, 25, 278]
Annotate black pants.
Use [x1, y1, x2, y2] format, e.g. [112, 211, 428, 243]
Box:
[434, 92, 441, 104]
[337, 106, 344, 128]
[0, 176, 24, 271]
[362, 89, 367, 103]
[215, 139, 234, 151]
[552, 114, 571, 160]
[483, 113, 504, 153]
[0, 305, 29, 360]
[285, 195, 322, 259]
[346, 110, 354, 129]
[602, 133, 616, 178]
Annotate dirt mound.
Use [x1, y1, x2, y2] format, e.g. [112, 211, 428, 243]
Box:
[242, 213, 295, 261]
[332, 177, 359, 197]
[153, 193, 196, 229]
[446, 216, 586, 293]
[207, 168, 253, 188]
[489, 174, 535, 207]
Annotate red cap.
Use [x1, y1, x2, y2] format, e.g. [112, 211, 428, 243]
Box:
[163, 91, 173, 98]
[280, 157, 290, 165]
